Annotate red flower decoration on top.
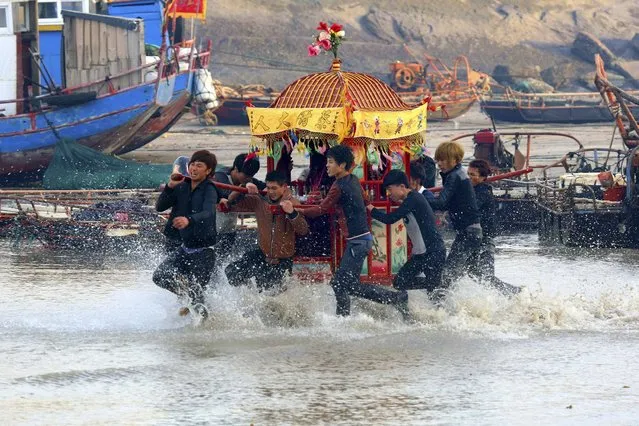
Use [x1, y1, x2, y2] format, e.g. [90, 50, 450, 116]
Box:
[317, 21, 330, 31]
[318, 39, 331, 51]
[308, 21, 346, 60]
[397, 223, 404, 232]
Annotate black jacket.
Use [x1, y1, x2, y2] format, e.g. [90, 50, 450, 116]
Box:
[371, 190, 445, 255]
[428, 163, 480, 231]
[156, 179, 217, 249]
[474, 183, 496, 239]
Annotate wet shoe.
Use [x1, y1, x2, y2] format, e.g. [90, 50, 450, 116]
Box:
[429, 288, 447, 307]
[191, 303, 209, 320]
[492, 279, 521, 297]
[395, 291, 410, 322]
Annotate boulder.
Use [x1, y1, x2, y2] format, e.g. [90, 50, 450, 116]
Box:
[613, 60, 639, 89]
[571, 32, 616, 65]
[492, 64, 541, 85]
[511, 78, 554, 93]
[360, 7, 396, 43]
[541, 63, 576, 89]
[579, 70, 626, 91]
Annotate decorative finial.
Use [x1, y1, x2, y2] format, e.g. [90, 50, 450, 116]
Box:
[331, 59, 341, 72]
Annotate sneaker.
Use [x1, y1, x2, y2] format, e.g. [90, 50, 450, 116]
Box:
[191, 303, 209, 320]
[429, 288, 447, 307]
[395, 291, 410, 322]
[492, 279, 521, 296]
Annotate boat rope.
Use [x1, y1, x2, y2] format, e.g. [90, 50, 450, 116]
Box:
[603, 124, 617, 167]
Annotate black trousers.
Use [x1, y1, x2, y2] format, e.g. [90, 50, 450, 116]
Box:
[225, 249, 293, 291]
[468, 238, 518, 294]
[152, 247, 216, 304]
[441, 226, 482, 288]
[393, 249, 446, 292]
[331, 238, 403, 316]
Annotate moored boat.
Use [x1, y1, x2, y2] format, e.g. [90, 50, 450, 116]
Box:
[481, 89, 639, 124]
[0, 8, 183, 184]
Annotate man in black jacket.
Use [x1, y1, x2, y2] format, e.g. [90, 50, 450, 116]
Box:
[467, 159, 520, 295]
[153, 150, 218, 319]
[368, 170, 446, 299]
[428, 141, 482, 297]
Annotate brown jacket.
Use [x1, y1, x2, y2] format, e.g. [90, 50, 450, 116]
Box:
[230, 188, 309, 261]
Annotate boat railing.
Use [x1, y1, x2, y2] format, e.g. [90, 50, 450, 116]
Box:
[492, 88, 639, 107]
[451, 131, 584, 174]
[540, 147, 628, 180]
[535, 181, 574, 215]
[0, 40, 211, 109]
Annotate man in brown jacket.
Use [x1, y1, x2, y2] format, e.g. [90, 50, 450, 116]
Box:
[221, 170, 309, 292]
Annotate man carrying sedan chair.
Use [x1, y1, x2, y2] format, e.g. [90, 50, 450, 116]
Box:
[367, 170, 447, 304]
[220, 170, 309, 293]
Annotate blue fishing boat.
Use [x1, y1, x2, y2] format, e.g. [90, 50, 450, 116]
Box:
[0, 6, 176, 183]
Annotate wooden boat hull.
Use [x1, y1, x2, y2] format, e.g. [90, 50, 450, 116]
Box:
[215, 97, 273, 125]
[114, 71, 192, 155]
[0, 81, 161, 184]
[482, 99, 639, 124]
[428, 96, 476, 121]
[397, 93, 476, 121]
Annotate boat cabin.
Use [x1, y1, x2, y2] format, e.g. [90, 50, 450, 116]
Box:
[0, 0, 38, 115]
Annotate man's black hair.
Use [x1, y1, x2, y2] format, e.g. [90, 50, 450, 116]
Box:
[189, 150, 217, 176]
[265, 170, 287, 186]
[233, 153, 260, 177]
[326, 145, 354, 170]
[409, 161, 427, 185]
[469, 159, 492, 178]
[382, 169, 410, 191]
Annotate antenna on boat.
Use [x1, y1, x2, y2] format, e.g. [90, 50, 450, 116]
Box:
[489, 114, 498, 133]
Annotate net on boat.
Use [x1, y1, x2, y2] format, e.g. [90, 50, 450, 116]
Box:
[43, 139, 171, 190]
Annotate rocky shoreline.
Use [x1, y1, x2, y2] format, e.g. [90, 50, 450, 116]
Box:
[202, 0, 639, 92]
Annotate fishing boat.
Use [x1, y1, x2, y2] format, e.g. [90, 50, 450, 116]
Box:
[536, 147, 637, 247]
[449, 129, 585, 233]
[389, 53, 486, 121]
[0, 7, 179, 184]
[210, 85, 278, 125]
[535, 55, 639, 248]
[481, 89, 639, 124]
[103, 0, 217, 154]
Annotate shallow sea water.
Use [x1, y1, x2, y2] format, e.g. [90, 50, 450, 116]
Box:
[1, 233, 639, 425]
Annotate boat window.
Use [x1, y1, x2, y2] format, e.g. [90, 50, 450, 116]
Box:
[61, 1, 82, 12]
[38, 1, 57, 19]
[0, 7, 7, 28]
[37, 0, 88, 24]
[13, 1, 31, 32]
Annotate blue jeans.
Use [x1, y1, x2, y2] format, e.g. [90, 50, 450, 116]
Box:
[331, 238, 401, 316]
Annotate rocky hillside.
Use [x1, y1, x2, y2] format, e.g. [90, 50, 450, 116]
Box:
[198, 0, 639, 91]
